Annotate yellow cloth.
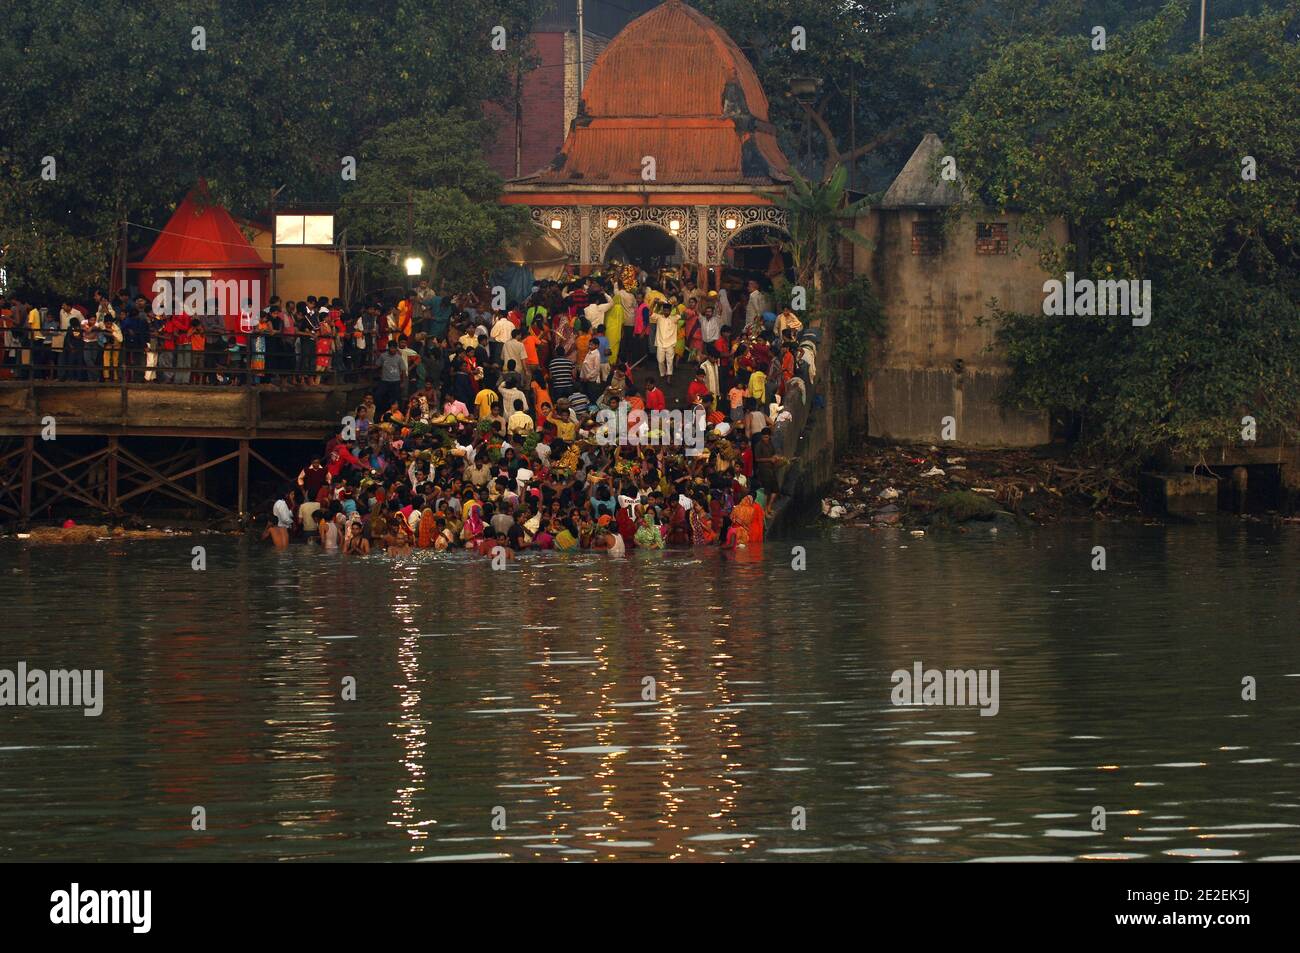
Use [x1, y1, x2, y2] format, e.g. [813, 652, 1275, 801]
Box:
[555, 418, 577, 442]
[605, 302, 624, 365]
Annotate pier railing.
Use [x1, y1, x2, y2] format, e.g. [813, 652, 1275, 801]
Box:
[0, 334, 380, 444]
[0, 333, 381, 389]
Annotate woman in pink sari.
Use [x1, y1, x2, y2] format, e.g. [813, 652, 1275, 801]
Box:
[461, 491, 485, 545]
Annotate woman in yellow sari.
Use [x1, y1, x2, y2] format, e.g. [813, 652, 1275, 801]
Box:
[730, 496, 756, 539]
[604, 293, 625, 366]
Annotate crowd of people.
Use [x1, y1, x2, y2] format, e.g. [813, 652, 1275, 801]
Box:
[0, 288, 408, 385]
[261, 268, 822, 557]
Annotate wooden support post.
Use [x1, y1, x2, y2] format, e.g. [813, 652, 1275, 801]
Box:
[194, 440, 206, 503]
[21, 436, 33, 522]
[238, 438, 249, 520]
[107, 436, 118, 514]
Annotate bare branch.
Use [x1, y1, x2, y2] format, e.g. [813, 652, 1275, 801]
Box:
[827, 125, 909, 179]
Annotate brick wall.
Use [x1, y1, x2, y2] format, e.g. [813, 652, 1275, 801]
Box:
[485, 32, 569, 180]
[487, 30, 621, 181]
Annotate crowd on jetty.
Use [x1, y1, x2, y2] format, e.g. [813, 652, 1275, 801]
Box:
[258, 269, 821, 556]
[1, 288, 409, 385]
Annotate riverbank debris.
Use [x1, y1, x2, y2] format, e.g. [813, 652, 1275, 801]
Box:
[20, 525, 184, 544]
[829, 442, 1140, 527]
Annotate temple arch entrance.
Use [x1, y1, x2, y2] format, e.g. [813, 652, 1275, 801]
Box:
[718, 223, 793, 285]
[603, 224, 685, 273]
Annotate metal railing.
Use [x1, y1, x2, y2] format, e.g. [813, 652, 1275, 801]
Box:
[0, 333, 381, 389]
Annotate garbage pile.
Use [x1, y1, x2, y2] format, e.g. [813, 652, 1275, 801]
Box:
[822, 443, 1136, 527]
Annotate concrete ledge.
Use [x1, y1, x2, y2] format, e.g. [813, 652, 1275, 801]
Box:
[867, 366, 1048, 447]
[1139, 471, 1218, 518]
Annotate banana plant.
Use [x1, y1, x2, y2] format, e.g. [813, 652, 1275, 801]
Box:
[762, 164, 873, 294]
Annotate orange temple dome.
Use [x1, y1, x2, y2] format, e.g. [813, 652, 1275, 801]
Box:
[515, 0, 791, 187]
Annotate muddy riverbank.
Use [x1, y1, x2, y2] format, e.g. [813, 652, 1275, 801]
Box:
[823, 441, 1146, 529]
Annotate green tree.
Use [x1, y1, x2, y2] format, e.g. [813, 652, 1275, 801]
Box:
[696, 0, 979, 185]
[697, 0, 1280, 191]
[340, 113, 529, 290]
[0, 156, 105, 296]
[0, 0, 538, 296]
[950, 2, 1300, 457]
[762, 165, 870, 291]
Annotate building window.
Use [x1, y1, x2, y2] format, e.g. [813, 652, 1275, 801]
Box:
[976, 222, 1009, 255]
[911, 219, 943, 256]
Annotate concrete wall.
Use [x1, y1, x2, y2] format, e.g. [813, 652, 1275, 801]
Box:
[246, 227, 340, 305]
[853, 208, 1066, 447]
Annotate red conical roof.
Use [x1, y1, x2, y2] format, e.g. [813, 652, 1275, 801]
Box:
[132, 180, 269, 270]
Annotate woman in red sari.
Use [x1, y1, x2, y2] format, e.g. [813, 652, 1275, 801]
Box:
[689, 496, 716, 545]
[746, 495, 765, 545]
[683, 306, 703, 359]
[667, 496, 691, 545]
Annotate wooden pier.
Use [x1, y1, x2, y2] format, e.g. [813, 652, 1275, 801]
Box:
[0, 377, 370, 524]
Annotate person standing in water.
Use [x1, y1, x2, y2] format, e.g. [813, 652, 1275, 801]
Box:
[262, 515, 290, 549]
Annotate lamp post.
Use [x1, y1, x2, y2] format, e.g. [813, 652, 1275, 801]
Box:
[788, 76, 823, 176]
[404, 255, 423, 339]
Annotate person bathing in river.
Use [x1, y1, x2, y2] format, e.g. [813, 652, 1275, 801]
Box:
[319, 509, 343, 552]
[262, 514, 290, 549]
[342, 513, 369, 555]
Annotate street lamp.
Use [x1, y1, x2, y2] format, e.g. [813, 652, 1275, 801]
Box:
[788, 76, 824, 175]
[404, 256, 423, 338]
[788, 76, 822, 102]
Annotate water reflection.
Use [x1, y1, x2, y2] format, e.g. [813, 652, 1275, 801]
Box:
[1, 521, 1299, 861]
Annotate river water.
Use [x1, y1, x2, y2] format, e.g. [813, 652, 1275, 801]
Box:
[2, 521, 1298, 862]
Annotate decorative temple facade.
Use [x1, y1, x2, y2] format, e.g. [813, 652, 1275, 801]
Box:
[500, 0, 791, 286]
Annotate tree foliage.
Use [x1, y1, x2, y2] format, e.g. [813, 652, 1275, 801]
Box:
[340, 113, 529, 291]
[762, 165, 871, 290]
[951, 2, 1300, 458]
[696, 0, 1282, 191]
[0, 0, 537, 298]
